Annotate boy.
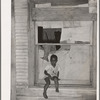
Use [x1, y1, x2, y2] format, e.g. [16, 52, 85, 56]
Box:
[43, 54, 60, 99]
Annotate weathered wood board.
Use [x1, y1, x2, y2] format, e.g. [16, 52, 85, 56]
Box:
[32, 7, 97, 21]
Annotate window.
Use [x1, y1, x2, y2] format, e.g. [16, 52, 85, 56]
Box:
[34, 21, 93, 86]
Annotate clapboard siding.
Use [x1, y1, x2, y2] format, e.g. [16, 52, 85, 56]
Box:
[15, 12, 28, 16]
[16, 37, 28, 39]
[14, 2, 28, 6]
[16, 34, 28, 36]
[16, 67, 28, 70]
[15, 26, 28, 30]
[16, 65, 28, 68]
[16, 43, 28, 46]
[16, 75, 28, 78]
[16, 49, 28, 52]
[15, 33, 28, 35]
[15, 23, 28, 27]
[16, 59, 28, 62]
[15, 16, 28, 22]
[14, 0, 29, 87]
[16, 74, 28, 77]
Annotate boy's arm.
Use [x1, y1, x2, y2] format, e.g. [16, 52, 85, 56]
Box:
[44, 70, 51, 78]
[57, 71, 60, 80]
[57, 71, 59, 77]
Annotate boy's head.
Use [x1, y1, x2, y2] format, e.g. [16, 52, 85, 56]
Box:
[50, 55, 58, 67]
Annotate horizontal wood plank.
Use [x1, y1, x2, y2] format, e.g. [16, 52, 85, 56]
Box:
[15, 26, 27, 30]
[16, 58, 28, 62]
[16, 78, 28, 82]
[16, 80, 28, 82]
[16, 53, 28, 56]
[16, 55, 28, 58]
[16, 57, 28, 60]
[15, 32, 28, 35]
[32, 7, 97, 21]
[15, 4, 28, 8]
[15, 12, 28, 16]
[16, 46, 28, 48]
[16, 74, 28, 77]
[33, 0, 88, 6]
[16, 40, 28, 44]
[16, 73, 28, 76]
[14, 3, 28, 7]
[14, 0, 27, 2]
[16, 73, 28, 77]
[16, 38, 28, 41]
[16, 59, 28, 63]
[16, 37, 28, 40]
[14, 0, 27, 4]
[15, 5, 28, 9]
[16, 67, 28, 69]
[15, 34, 28, 36]
[16, 64, 28, 67]
[16, 49, 28, 52]
[16, 88, 96, 97]
[16, 68, 27, 73]
[16, 78, 28, 81]
[16, 42, 28, 44]
[15, 23, 28, 27]
[16, 42, 28, 46]
[15, 9, 28, 12]
[15, 18, 28, 23]
[16, 67, 28, 70]
[15, 29, 27, 32]
[16, 48, 28, 50]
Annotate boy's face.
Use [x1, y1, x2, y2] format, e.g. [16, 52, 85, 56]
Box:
[51, 57, 57, 67]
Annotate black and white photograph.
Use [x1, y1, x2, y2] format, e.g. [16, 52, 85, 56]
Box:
[1, 0, 99, 100]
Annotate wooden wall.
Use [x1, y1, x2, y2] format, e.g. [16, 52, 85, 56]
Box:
[13, 0, 97, 88]
[14, 0, 29, 87]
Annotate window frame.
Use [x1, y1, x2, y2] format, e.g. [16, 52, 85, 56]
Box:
[33, 21, 95, 86]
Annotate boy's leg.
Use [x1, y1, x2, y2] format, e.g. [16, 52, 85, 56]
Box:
[53, 77, 59, 92]
[43, 77, 50, 99]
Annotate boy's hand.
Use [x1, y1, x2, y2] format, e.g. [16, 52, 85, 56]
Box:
[56, 76, 60, 80]
[50, 77, 54, 80]
[58, 77, 60, 80]
[44, 70, 52, 79]
[48, 74, 51, 79]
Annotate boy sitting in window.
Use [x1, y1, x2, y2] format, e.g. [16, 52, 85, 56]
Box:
[43, 54, 60, 99]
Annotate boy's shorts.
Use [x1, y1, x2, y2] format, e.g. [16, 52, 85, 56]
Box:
[44, 76, 60, 81]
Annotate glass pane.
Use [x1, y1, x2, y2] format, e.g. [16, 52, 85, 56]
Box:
[36, 45, 91, 84]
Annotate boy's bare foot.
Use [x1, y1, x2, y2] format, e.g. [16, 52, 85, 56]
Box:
[56, 89, 59, 92]
[43, 92, 48, 99]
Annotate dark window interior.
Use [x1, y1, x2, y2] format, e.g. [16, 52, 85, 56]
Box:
[38, 26, 61, 43]
[38, 26, 62, 50]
